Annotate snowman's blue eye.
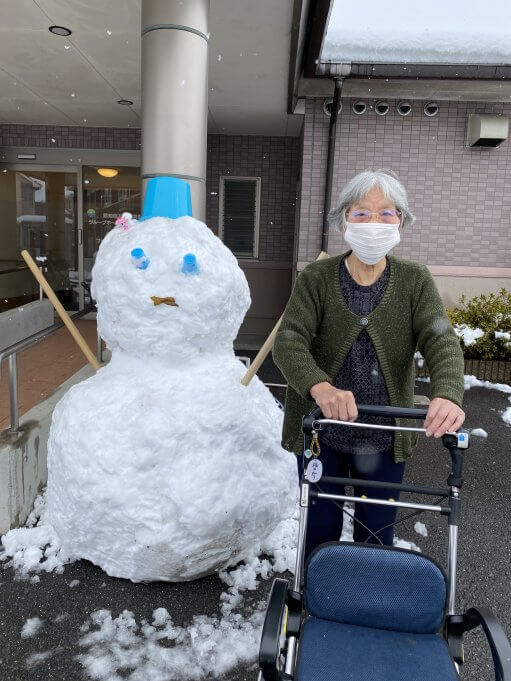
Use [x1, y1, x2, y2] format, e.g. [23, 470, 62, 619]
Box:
[182, 253, 199, 275]
[131, 247, 150, 270]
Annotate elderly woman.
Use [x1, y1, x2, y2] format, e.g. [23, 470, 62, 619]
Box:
[273, 169, 465, 557]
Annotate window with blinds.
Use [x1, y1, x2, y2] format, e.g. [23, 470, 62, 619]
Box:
[219, 177, 260, 258]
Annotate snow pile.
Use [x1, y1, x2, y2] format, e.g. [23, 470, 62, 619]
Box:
[21, 617, 43, 639]
[471, 428, 488, 438]
[454, 325, 484, 347]
[414, 522, 428, 537]
[495, 331, 511, 341]
[76, 606, 265, 681]
[502, 404, 511, 426]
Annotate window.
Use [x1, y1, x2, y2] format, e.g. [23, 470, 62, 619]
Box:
[219, 177, 260, 259]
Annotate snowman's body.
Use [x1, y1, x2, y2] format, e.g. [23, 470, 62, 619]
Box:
[45, 215, 297, 582]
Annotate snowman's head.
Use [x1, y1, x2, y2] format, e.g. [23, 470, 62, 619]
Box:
[91, 215, 251, 358]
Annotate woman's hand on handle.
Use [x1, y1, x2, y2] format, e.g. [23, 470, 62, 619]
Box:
[309, 382, 358, 422]
[424, 397, 465, 438]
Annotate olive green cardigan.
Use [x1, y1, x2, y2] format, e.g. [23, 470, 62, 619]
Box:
[273, 253, 464, 462]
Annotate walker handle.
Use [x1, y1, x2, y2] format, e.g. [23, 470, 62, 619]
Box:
[303, 404, 428, 434]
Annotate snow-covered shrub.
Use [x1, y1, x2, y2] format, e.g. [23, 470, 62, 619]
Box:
[447, 289, 511, 360]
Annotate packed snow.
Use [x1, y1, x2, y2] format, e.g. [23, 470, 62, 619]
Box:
[502, 406, 511, 426]
[322, 0, 511, 64]
[21, 617, 43, 639]
[454, 325, 484, 347]
[471, 428, 488, 438]
[2, 213, 297, 583]
[414, 522, 428, 537]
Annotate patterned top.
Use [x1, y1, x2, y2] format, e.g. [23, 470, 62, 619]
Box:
[319, 259, 394, 454]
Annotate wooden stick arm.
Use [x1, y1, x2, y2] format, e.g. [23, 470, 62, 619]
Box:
[241, 251, 329, 386]
[20, 250, 101, 371]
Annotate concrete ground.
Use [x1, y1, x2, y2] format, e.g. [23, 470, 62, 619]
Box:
[0, 352, 510, 681]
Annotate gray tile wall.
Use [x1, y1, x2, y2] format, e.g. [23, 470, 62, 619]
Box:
[206, 135, 300, 261]
[300, 98, 511, 268]
[0, 124, 141, 149]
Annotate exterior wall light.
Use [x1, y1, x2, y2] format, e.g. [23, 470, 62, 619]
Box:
[97, 168, 119, 178]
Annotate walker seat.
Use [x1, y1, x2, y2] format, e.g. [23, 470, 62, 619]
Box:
[297, 542, 457, 681]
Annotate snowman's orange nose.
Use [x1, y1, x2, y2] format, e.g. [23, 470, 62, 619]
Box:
[151, 296, 179, 307]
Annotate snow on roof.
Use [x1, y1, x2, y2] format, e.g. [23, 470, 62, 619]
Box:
[322, 0, 511, 65]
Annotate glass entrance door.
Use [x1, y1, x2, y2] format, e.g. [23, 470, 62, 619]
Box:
[0, 168, 78, 312]
[82, 166, 141, 304]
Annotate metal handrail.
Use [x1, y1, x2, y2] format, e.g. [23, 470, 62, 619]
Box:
[1, 304, 98, 433]
[0, 266, 29, 275]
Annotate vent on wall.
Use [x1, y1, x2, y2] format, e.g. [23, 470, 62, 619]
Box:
[466, 114, 509, 147]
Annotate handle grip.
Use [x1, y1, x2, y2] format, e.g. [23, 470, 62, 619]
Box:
[306, 403, 428, 427]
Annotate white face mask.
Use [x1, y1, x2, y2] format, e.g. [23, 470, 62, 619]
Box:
[344, 223, 401, 265]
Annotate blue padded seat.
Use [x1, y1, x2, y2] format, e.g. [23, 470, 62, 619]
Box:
[296, 543, 456, 681]
[296, 618, 458, 681]
[305, 543, 447, 633]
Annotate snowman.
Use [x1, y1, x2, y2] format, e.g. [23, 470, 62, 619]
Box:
[45, 178, 297, 582]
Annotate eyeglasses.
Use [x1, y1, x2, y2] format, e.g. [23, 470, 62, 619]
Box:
[347, 208, 402, 223]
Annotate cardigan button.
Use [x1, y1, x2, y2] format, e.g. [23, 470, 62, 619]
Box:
[359, 317, 369, 326]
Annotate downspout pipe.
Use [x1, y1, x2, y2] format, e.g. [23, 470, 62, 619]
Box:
[321, 77, 343, 253]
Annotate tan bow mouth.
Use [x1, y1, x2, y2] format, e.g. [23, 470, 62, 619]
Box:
[151, 296, 179, 307]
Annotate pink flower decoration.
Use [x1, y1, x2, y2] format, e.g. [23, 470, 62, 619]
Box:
[115, 216, 130, 231]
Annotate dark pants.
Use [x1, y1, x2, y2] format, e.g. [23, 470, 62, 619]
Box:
[298, 442, 405, 562]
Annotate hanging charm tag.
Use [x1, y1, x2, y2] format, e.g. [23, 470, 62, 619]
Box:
[305, 458, 323, 483]
[304, 448, 313, 459]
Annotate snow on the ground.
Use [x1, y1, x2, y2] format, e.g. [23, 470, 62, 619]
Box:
[502, 406, 511, 426]
[26, 651, 52, 668]
[471, 428, 488, 438]
[0, 492, 69, 580]
[463, 375, 511, 393]
[74, 513, 299, 681]
[21, 617, 43, 639]
[414, 522, 428, 537]
[77, 606, 265, 681]
[495, 331, 511, 341]
[68, 579, 80, 588]
[26, 651, 53, 669]
[454, 325, 484, 347]
[393, 537, 422, 553]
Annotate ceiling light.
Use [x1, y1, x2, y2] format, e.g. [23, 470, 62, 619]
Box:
[49, 25, 72, 36]
[117, 99, 133, 106]
[97, 168, 118, 178]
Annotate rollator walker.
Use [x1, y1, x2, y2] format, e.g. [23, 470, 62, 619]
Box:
[258, 404, 511, 681]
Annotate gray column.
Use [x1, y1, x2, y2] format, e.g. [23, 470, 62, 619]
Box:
[141, 0, 209, 220]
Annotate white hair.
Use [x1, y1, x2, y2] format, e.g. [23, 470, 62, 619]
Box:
[328, 169, 415, 231]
